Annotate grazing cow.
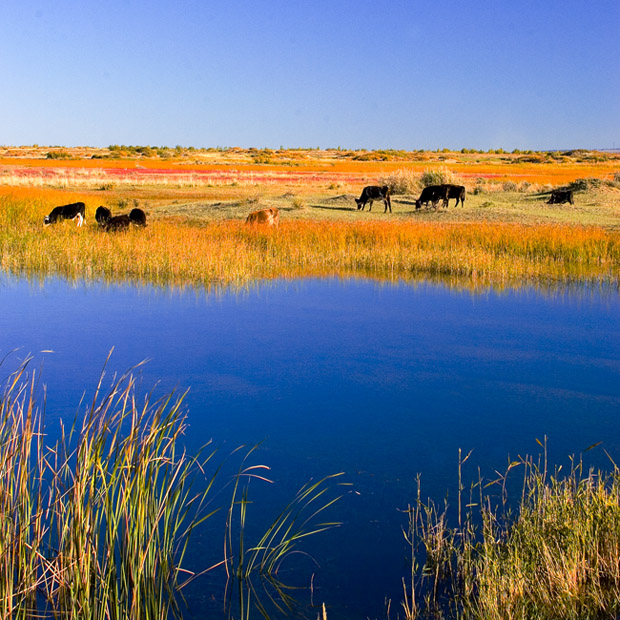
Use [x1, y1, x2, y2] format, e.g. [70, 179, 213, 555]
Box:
[44, 202, 86, 227]
[441, 184, 466, 208]
[547, 190, 574, 205]
[104, 214, 131, 232]
[95, 206, 112, 226]
[129, 208, 147, 226]
[355, 185, 392, 213]
[415, 185, 444, 210]
[245, 207, 280, 226]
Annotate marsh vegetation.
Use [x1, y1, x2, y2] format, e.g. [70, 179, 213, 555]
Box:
[2, 147, 620, 619]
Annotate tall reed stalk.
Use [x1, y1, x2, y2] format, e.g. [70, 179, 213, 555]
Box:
[224, 450, 345, 620]
[404, 443, 620, 620]
[0, 359, 218, 619]
[0, 358, 343, 619]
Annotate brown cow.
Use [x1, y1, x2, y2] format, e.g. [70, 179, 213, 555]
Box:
[245, 207, 280, 226]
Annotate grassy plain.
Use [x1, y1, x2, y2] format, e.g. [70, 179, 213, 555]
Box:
[0, 146, 619, 288]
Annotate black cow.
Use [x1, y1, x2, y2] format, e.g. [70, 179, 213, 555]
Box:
[95, 206, 112, 226]
[129, 208, 147, 226]
[355, 185, 392, 213]
[441, 184, 466, 208]
[547, 190, 574, 205]
[44, 202, 86, 227]
[415, 185, 444, 210]
[105, 214, 131, 232]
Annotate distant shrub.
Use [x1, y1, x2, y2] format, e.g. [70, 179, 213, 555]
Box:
[569, 177, 603, 191]
[245, 194, 262, 205]
[518, 181, 533, 193]
[420, 166, 459, 187]
[378, 168, 420, 194]
[503, 181, 518, 192]
[473, 178, 488, 195]
[45, 150, 73, 160]
[291, 197, 306, 210]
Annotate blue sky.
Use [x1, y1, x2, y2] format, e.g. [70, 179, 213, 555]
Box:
[2, 0, 619, 150]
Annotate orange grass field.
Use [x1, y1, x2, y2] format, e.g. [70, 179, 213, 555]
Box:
[1, 191, 619, 290]
[1, 147, 619, 289]
[1, 146, 620, 187]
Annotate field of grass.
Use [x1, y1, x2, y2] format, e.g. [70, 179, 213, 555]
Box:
[0, 361, 340, 619]
[1, 190, 619, 290]
[0, 146, 619, 288]
[1, 146, 619, 229]
[2, 147, 620, 619]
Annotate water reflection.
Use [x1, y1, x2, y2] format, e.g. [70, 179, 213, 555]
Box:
[1, 274, 619, 619]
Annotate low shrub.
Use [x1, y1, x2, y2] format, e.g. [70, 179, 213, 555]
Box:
[378, 168, 421, 194]
[420, 167, 462, 188]
[569, 177, 603, 191]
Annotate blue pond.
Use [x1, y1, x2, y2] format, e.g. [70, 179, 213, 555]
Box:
[1, 275, 620, 618]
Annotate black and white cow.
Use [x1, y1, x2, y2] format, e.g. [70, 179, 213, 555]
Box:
[44, 202, 86, 227]
[355, 185, 392, 213]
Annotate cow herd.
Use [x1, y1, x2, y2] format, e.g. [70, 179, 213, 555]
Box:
[354, 184, 466, 212]
[43, 203, 148, 230]
[43, 185, 575, 230]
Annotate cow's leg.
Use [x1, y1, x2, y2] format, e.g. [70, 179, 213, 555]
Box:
[368, 200, 373, 212]
[385, 196, 392, 213]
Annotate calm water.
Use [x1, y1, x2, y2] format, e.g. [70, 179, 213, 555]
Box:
[2, 275, 620, 618]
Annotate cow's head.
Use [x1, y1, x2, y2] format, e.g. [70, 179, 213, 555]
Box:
[43, 215, 51, 226]
[415, 199, 422, 210]
[355, 198, 363, 210]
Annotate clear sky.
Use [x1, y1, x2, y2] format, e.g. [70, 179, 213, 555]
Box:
[2, 0, 619, 150]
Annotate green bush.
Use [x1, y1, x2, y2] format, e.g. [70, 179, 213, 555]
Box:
[420, 167, 458, 187]
[569, 177, 603, 191]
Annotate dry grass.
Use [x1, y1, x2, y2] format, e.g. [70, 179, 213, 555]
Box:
[1, 192, 619, 289]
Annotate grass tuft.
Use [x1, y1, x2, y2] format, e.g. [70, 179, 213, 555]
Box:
[403, 443, 620, 620]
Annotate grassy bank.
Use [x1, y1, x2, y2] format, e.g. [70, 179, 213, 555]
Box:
[404, 445, 620, 620]
[0, 362, 214, 619]
[1, 193, 619, 289]
[0, 360, 341, 619]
